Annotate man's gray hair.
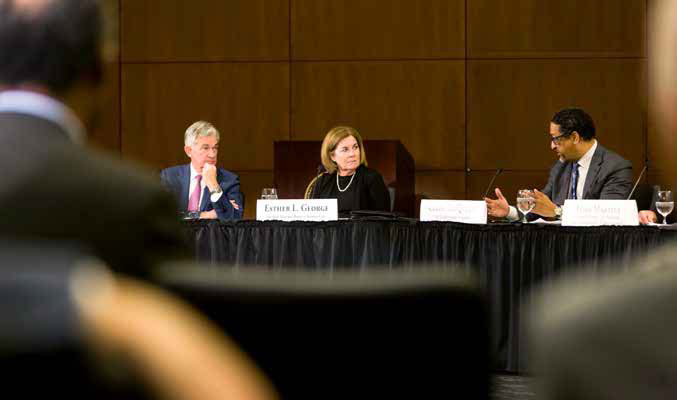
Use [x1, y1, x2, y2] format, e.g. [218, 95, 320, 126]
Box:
[184, 121, 220, 147]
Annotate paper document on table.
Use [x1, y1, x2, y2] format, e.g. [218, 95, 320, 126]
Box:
[530, 218, 561, 225]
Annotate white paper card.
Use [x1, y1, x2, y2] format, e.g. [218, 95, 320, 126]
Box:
[256, 199, 338, 221]
[562, 200, 639, 226]
[419, 200, 487, 224]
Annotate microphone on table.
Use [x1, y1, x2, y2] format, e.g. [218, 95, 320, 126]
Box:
[482, 168, 503, 199]
[627, 164, 648, 200]
[307, 165, 327, 199]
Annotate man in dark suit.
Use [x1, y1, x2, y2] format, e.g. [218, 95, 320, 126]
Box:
[0, 0, 187, 275]
[485, 108, 633, 221]
[160, 121, 243, 220]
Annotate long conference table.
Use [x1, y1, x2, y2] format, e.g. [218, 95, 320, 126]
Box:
[181, 218, 677, 372]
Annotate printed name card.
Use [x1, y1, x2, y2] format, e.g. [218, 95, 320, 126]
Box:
[562, 200, 639, 226]
[419, 200, 487, 224]
[256, 199, 338, 221]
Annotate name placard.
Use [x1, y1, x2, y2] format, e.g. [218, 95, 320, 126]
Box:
[256, 199, 338, 221]
[420, 200, 487, 224]
[562, 200, 639, 226]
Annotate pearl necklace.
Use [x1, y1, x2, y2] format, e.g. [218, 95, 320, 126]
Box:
[336, 170, 357, 192]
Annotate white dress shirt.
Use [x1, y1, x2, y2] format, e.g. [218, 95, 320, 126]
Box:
[0, 90, 84, 144]
[573, 139, 597, 200]
[506, 140, 598, 221]
[189, 164, 223, 210]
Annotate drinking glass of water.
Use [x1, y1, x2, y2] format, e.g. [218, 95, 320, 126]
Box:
[517, 189, 536, 223]
[261, 188, 278, 200]
[656, 190, 674, 225]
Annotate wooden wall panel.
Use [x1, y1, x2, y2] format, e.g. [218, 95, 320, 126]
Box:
[88, 60, 120, 154]
[121, 63, 289, 170]
[647, 96, 674, 172]
[415, 172, 466, 199]
[647, 171, 676, 193]
[292, 0, 465, 60]
[111, 0, 650, 206]
[87, 0, 120, 153]
[468, 0, 646, 58]
[467, 59, 646, 172]
[647, 113, 677, 191]
[235, 171, 274, 219]
[121, 0, 289, 62]
[467, 170, 549, 201]
[291, 61, 465, 170]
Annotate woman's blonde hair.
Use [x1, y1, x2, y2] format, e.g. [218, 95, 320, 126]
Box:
[320, 126, 368, 174]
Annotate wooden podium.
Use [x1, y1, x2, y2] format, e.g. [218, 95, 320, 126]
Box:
[273, 140, 415, 216]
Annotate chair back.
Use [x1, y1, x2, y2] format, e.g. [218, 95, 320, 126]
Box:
[155, 265, 490, 399]
[303, 174, 322, 199]
[0, 241, 150, 399]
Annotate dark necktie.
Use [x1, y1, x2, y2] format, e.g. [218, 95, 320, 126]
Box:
[569, 163, 579, 200]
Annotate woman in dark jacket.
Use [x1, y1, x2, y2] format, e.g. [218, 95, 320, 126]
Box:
[309, 126, 390, 215]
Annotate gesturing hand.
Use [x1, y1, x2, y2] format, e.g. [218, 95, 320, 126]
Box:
[531, 189, 557, 217]
[485, 188, 509, 219]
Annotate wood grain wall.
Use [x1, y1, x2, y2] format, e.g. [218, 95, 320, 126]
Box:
[93, 0, 649, 218]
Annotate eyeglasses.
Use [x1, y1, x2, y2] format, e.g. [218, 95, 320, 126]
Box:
[550, 132, 572, 144]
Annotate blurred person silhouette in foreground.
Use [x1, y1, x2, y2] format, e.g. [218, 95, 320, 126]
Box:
[0, 0, 187, 275]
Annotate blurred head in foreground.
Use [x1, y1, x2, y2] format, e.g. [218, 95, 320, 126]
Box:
[0, 0, 116, 132]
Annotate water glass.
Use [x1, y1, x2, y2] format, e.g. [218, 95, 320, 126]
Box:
[656, 190, 674, 225]
[261, 188, 278, 200]
[516, 189, 535, 223]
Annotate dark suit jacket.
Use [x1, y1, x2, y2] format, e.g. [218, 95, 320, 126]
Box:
[533, 143, 633, 218]
[160, 164, 243, 220]
[0, 112, 189, 276]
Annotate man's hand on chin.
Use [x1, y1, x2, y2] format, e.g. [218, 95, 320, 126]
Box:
[532, 189, 557, 217]
[202, 163, 218, 189]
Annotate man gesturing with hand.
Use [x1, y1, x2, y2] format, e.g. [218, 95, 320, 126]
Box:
[485, 108, 632, 221]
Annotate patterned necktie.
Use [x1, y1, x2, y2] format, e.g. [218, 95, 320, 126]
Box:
[188, 175, 202, 211]
[569, 163, 579, 200]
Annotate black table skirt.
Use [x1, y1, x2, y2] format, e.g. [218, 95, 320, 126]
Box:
[182, 219, 676, 372]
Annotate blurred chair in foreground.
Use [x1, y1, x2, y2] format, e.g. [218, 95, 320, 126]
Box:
[154, 264, 490, 399]
[0, 240, 276, 400]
